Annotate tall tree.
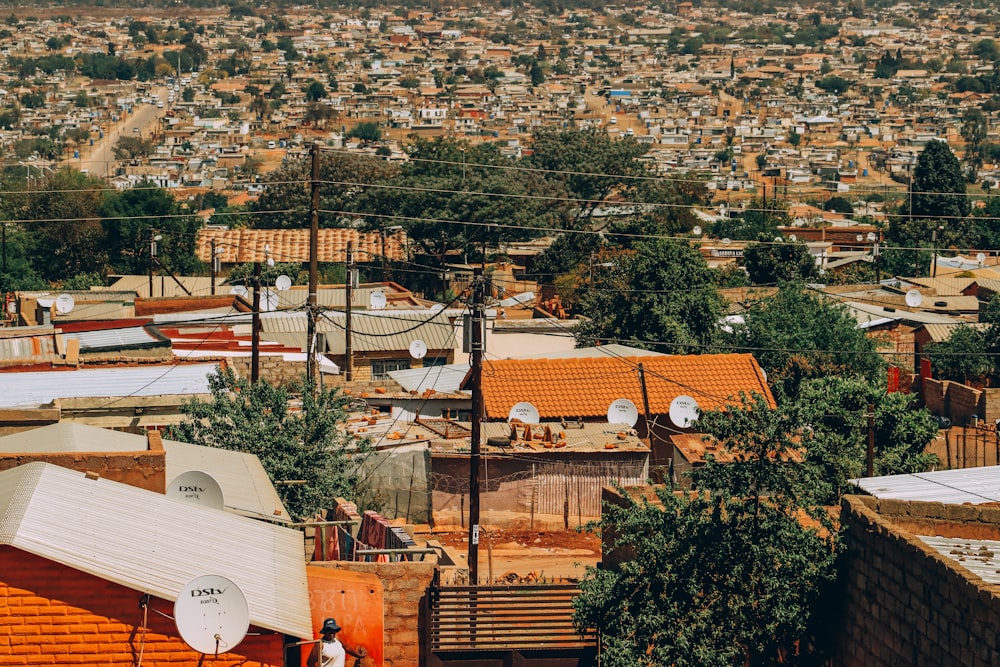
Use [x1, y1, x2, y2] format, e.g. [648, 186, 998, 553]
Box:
[168, 368, 370, 521]
[574, 238, 724, 353]
[742, 237, 817, 285]
[960, 108, 988, 183]
[890, 140, 969, 253]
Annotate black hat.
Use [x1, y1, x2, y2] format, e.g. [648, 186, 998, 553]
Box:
[321, 618, 341, 634]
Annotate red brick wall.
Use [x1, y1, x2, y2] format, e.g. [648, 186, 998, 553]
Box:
[0, 547, 285, 666]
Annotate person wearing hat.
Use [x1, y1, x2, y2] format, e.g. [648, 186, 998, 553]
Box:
[306, 618, 367, 667]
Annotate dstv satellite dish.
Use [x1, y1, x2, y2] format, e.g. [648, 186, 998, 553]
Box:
[369, 290, 387, 310]
[174, 575, 249, 656]
[867, 232, 877, 242]
[607, 398, 639, 428]
[229, 285, 248, 298]
[978, 252, 987, 266]
[408, 338, 427, 359]
[721, 238, 732, 246]
[669, 395, 700, 428]
[54, 294, 75, 314]
[692, 225, 702, 236]
[36, 297, 54, 308]
[166, 470, 225, 510]
[904, 289, 923, 308]
[508, 401, 540, 424]
[274, 274, 292, 291]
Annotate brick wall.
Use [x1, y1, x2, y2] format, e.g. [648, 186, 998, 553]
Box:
[229, 356, 311, 388]
[835, 495, 1000, 666]
[0, 547, 285, 666]
[311, 561, 436, 667]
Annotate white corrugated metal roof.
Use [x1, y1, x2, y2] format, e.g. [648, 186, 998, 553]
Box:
[0, 462, 311, 638]
[918, 535, 1000, 584]
[162, 438, 291, 522]
[0, 364, 216, 408]
[63, 326, 168, 352]
[0, 422, 149, 453]
[262, 310, 456, 354]
[852, 466, 1000, 504]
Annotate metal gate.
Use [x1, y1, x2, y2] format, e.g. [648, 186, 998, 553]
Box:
[425, 581, 598, 667]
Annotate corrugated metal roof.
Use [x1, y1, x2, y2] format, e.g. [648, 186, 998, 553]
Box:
[903, 276, 977, 296]
[388, 363, 469, 394]
[479, 421, 648, 453]
[0, 462, 311, 638]
[842, 301, 960, 326]
[852, 466, 1000, 504]
[162, 438, 291, 522]
[63, 326, 169, 352]
[920, 322, 988, 343]
[0, 363, 216, 408]
[0, 332, 56, 362]
[0, 422, 148, 453]
[262, 310, 456, 354]
[918, 535, 1000, 584]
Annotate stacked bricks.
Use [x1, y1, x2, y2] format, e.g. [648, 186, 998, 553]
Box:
[0, 547, 284, 666]
[315, 561, 436, 667]
[835, 495, 1000, 667]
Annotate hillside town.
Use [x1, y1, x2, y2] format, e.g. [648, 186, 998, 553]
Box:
[4, 2, 1000, 667]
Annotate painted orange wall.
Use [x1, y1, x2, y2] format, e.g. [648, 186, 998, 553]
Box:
[303, 566, 384, 666]
[0, 547, 285, 666]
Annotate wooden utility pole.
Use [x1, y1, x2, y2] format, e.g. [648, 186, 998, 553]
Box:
[468, 267, 485, 584]
[210, 238, 217, 296]
[345, 241, 354, 382]
[866, 404, 875, 477]
[251, 261, 261, 383]
[306, 143, 320, 384]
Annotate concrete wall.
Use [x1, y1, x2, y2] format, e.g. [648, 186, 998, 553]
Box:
[0, 547, 284, 666]
[229, 356, 310, 388]
[836, 495, 1000, 667]
[922, 378, 1000, 427]
[310, 561, 437, 667]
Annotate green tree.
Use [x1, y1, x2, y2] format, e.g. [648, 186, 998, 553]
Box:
[574, 238, 724, 353]
[722, 283, 885, 401]
[815, 75, 851, 96]
[927, 324, 991, 383]
[168, 367, 370, 521]
[576, 393, 838, 667]
[742, 238, 817, 285]
[346, 121, 382, 143]
[304, 79, 326, 101]
[112, 136, 153, 160]
[960, 108, 988, 182]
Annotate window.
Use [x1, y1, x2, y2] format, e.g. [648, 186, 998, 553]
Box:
[371, 358, 410, 380]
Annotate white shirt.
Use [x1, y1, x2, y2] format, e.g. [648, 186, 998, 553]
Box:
[319, 637, 347, 667]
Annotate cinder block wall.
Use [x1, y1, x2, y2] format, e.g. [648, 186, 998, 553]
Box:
[836, 496, 1000, 666]
[312, 561, 436, 667]
[0, 547, 285, 666]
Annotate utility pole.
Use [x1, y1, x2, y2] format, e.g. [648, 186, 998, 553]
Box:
[345, 241, 354, 382]
[866, 403, 875, 478]
[210, 238, 217, 296]
[251, 261, 261, 383]
[306, 143, 320, 384]
[148, 231, 160, 298]
[468, 267, 485, 584]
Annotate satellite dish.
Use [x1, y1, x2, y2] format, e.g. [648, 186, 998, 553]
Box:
[36, 297, 54, 308]
[166, 470, 225, 510]
[977, 252, 987, 266]
[904, 289, 923, 308]
[669, 395, 701, 428]
[274, 274, 292, 291]
[174, 575, 249, 655]
[262, 289, 279, 312]
[788, 234, 797, 242]
[55, 294, 75, 314]
[430, 304, 446, 314]
[229, 285, 248, 298]
[867, 232, 877, 242]
[508, 401, 540, 424]
[721, 238, 731, 245]
[607, 398, 639, 428]
[369, 290, 387, 310]
[408, 338, 427, 359]
[692, 225, 702, 236]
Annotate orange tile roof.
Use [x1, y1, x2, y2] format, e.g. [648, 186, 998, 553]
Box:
[477, 354, 774, 420]
[195, 228, 408, 264]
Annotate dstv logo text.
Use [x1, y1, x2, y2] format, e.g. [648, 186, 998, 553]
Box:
[190, 587, 227, 597]
[178, 485, 205, 493]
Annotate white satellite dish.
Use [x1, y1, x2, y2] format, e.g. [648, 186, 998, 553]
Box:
[607, 398, 639, 428]
[369, 290, 387, 310]
[262, 289, 279, 312]
[721, 238, 731, 245]
[867, 232, 877, 242]
[430, 304, 446, 313]
[669, 395, 701, 428]
[788, 234, 797, 242]
[977, 252, 987, 266]
[229, 285, 248, 298]
[904, 289, 923, 308]
[54, 294, 75, 314]
[508, 401, 540, 424]
[166, 470, 225, 510]
[408, 339, 427, 359]
[692, 225, 702, 236]
[174, 575, 249, 655]
[274, 274, 292, 291]
[36, 297, 54, 308]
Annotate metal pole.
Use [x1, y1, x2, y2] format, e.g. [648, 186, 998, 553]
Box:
[931, 228, 938, 278]
[306, 143, 320, 384]
[468, 267, 485, 584]
[345, 241, 354, 382]
[866, 404, 875, 477]
[210, 238, 216, 296]
[251, 261, 261, 384]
